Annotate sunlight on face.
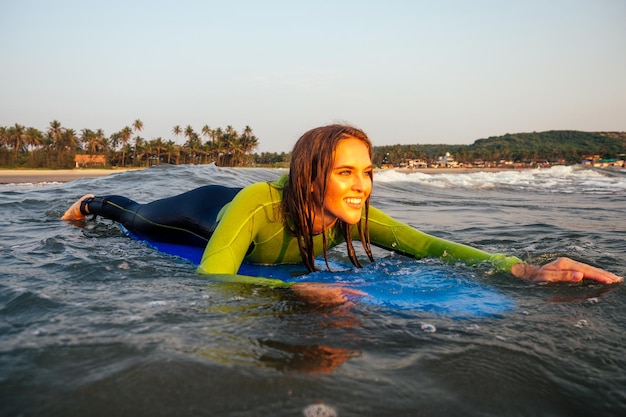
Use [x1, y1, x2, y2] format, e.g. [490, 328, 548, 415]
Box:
[314, 137, 372, 232]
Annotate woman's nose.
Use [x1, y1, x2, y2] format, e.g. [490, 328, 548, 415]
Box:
[352, 174, 368, 191]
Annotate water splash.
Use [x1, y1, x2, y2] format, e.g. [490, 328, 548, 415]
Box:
[303, 403, 338, 417]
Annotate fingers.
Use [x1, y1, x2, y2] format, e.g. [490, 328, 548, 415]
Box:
[536, 270, 584, 283]
[340, 287, 368, 297]
[519, 257, 624, 285]
[551, 257, 623, 284]
[577, 269, 623, 285]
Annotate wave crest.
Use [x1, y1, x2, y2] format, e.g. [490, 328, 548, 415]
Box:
[374, 165, 626, 194]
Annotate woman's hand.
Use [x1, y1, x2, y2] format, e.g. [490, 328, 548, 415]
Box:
[291, 282, 367, 306]
[511, 257, 623, 284]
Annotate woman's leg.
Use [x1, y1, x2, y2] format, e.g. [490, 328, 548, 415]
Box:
[64, 185, 241, 248]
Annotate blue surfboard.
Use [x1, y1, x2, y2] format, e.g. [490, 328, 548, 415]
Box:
[120, 226, 514, 316]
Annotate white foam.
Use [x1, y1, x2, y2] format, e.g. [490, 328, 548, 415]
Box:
[303, 403, 338, 417]
[375, 166, 626, 194]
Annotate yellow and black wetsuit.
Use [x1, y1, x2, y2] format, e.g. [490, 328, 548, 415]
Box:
[81, 175, 522, 277]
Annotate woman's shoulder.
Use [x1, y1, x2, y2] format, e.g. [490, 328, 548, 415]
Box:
[237, 179, 283, 203]
[221, 180, 282, 223]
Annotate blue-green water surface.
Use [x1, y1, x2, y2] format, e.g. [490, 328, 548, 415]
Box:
[1, 164, 625, 417]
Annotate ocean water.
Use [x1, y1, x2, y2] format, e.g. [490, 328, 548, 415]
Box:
[1, 164, 625, 417]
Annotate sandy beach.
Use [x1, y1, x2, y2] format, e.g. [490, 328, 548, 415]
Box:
[0, 168, 142, 184]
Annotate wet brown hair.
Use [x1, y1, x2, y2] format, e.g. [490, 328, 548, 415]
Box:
[282, 124, 375, 272]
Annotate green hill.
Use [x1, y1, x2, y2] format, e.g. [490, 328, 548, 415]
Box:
[373, 131, 626, 166]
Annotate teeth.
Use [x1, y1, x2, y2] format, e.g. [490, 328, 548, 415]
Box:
[345, 198, 362, 205]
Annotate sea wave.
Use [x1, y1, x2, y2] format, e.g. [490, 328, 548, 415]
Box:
[374, 165, 626, 194]
[2, 162, 626, 417]
[3, 164, 625, 196]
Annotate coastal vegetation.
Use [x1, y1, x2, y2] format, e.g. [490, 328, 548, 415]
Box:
[1, 120, 624, 169]
[0, 120, 263, 169]
[373, 131, 626, 168]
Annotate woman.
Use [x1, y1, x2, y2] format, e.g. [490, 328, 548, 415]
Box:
[62, 124, 623, 303]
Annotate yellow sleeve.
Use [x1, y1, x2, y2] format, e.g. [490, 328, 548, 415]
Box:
[366, 206, 522, 272]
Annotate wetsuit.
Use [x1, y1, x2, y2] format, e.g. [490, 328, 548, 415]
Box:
[82, 176, 522, 276]
[83, 185, 240, 249]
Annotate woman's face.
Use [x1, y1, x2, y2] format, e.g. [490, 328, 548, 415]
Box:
[315, 137, 373, 232]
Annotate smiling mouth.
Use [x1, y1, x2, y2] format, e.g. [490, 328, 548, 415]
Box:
[345, 198, 363, 206]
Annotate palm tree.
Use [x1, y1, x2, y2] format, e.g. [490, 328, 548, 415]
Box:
[240, 125, 259, 165]
[0, 121, 266, 168]
[223, 125, 240, 166]
[184, 125, 195, 142]
[151, 137, 165, 165]
[118, 126, 133, 167]
[134, 136, 145, 166]
[131, 120, 144, 166]
[108, 131, 120, 165]
[59, 128, 79, 168]
[25, 127, 44, 167]
[136, 138, 150, 166]
[164, 140, 179, 164]
[200, 124, 213, 163]
[132, 119, 144, 136]
[212, 127, 226, 166]
[172, 125, 182, 144]
[122, 143, 133, 167]
[0, 126, 7, 147]
[47, 120, 64, 167]
[183, 125, 202, 164]
[0, 126, 7, 165]
[205, 140, 217, 164]
[8, 123, 26, 162]
[81, 129, 97, 155]
[95, 129, 108, 156]
[201, 124, 212, 141]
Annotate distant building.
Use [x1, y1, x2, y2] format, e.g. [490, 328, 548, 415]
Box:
[435, 152, 458, 168]
[582, 154, 602, 166]
[74, 154, 107, 168]
[473, 159, 485, 168]
[406, 159, 428, 169]
[594, 159, 623, 168]
[582, 154, 624, 168]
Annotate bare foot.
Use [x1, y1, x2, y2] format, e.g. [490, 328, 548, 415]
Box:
[61, 194, 94, 221]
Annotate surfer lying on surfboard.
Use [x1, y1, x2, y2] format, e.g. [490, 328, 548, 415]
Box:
[62, 124, 623, 304]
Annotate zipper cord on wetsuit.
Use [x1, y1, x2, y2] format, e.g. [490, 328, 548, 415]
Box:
[103, 199, 210, 244]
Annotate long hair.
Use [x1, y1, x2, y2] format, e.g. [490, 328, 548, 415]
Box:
[282, 124, 375, 272]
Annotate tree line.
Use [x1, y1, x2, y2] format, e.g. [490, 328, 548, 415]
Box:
[1, 121, 624, 169]
[372, 131, 626, 167]
[0, 119, 270, 169]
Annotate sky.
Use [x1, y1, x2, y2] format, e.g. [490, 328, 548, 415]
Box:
[1, 0, 625, 152]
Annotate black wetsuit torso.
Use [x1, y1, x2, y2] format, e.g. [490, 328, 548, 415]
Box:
[86, 185, 241, 248]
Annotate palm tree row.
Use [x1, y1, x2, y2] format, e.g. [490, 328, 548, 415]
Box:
[0, 119, 261, 169]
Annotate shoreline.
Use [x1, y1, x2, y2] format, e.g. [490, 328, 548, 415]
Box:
[0, 166, 531, 184]
[387, 167, 527, 175]
[4, 165, 610, 184]
[0, 168, 142, 184]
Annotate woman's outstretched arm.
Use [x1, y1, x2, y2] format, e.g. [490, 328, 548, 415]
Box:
[365, 206, 623, 285]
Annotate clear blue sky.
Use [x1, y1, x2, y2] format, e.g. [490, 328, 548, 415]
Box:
[1, 0, 624, 152]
